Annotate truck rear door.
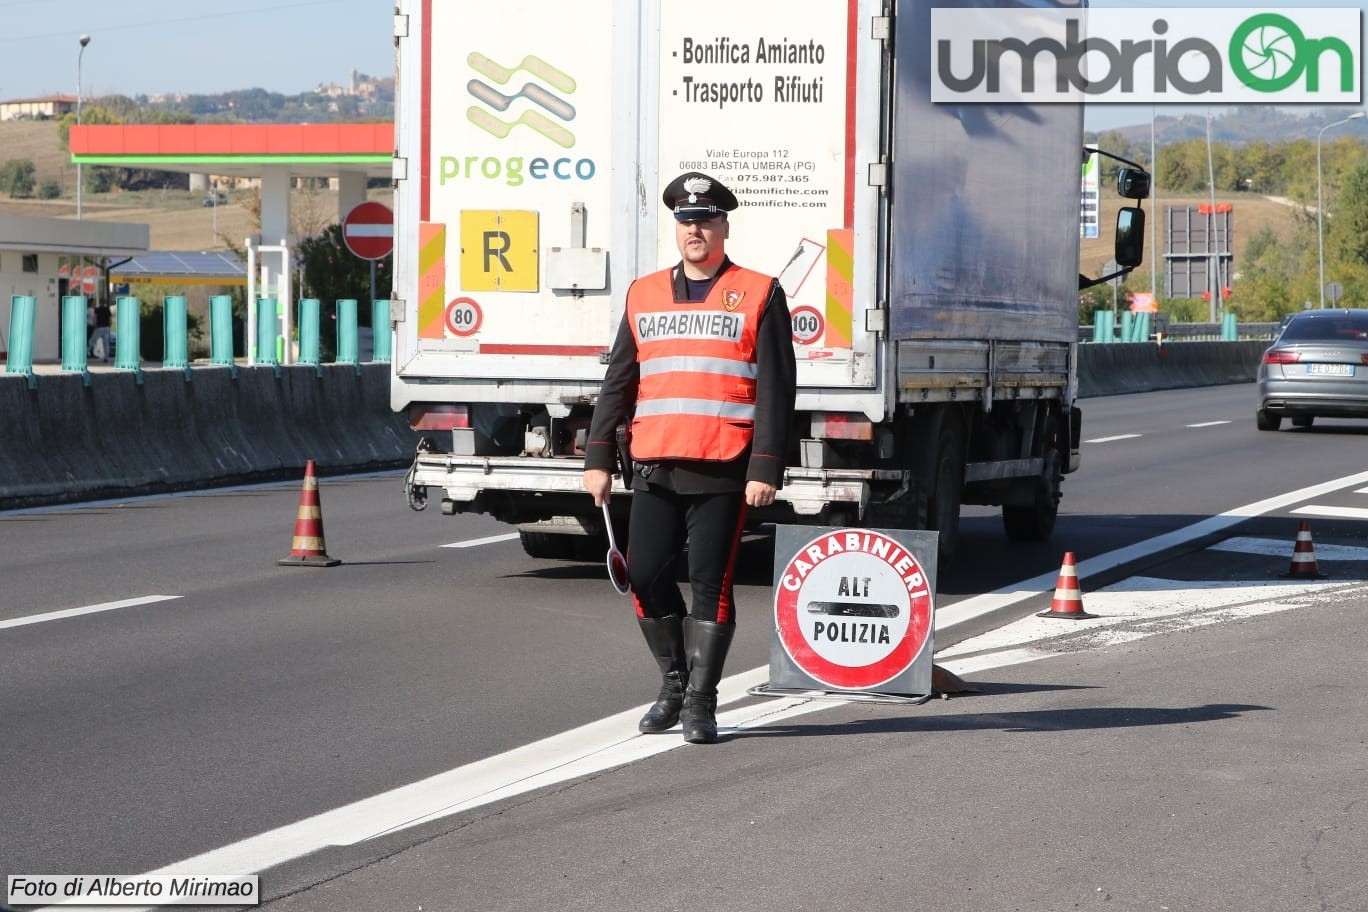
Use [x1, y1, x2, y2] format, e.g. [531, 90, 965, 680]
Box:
[394, 0, 886, 415]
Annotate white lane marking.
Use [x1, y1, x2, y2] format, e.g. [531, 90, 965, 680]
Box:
[0, 596, 180, 632]
[1211, 536, 1368, 561]
[441, 532, 521, 549]
[933, 467, 1368, 635]
[56, 667, 830, 912]
[1293, 504, 1368, 521]
[59, 467, 1368, 907]
[1357, 487, 1368, 495]
[1085, 434, 1142, 443]
[937, 576, 1361, 672]
[1186, 420, 1231, 428]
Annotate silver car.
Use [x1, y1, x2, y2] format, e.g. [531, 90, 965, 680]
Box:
[1257, 309, 1368, 430]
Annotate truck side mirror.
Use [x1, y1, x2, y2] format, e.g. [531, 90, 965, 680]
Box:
[1115, 206, 1145, 268]
[1116, 168, 1151, 200]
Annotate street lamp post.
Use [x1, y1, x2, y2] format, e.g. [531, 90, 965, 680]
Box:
[1204, 108, 1219, 322]
[76, 33, 90, 220]
[1150, 103, 1159, 304]
[1317, 111, 1365, 309]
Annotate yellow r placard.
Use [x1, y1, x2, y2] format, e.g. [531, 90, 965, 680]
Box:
[460, 210, 539, 292]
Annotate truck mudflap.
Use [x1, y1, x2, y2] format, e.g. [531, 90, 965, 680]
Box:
[403, 449, 904, 519]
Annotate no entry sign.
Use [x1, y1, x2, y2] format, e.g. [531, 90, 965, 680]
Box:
[767, 526, 936, 696]
[342, 201, 394, 260]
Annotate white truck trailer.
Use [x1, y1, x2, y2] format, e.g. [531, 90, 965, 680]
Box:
[389, 0, 1148, 559]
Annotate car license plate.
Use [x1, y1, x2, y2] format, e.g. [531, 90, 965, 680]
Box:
[1308, 363, 1354, 376]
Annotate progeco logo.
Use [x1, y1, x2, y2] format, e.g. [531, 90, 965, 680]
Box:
[442, 51, 596, 187]
[466, 52, 577, 146]
[930, 8, 1362, 104]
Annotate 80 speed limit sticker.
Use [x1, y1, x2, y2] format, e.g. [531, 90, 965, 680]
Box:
[445, 297, 483, 336]
[774, 529, 933, 691]
[790, 305, 824, 346]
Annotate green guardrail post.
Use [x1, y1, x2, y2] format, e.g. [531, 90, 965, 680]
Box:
[1221, 311, 1238, 341]
[1119, 310, 1134, 344]
[297, 298, 321, 367]
[61, 295, 91, 379]
[371, 299, 391, 362]
[6, 294, 38, 388]
[256, 297, 280, 367]
[209, 295, 237, 376]
[113, 296, 143, 380]
[163, 294, 190, 377]
[336, 298, 359, 366]
[1133, 312, 1151, 343]
[1088, 311, 1110, 344]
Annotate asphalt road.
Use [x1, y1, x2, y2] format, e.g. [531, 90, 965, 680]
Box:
[3, 383, 1368, 911]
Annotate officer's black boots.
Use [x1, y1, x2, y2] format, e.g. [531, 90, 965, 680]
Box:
[680, 617, 735, 744]
[637, 615, 688, 734]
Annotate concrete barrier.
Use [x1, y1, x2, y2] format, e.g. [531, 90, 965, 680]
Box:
[0, 364, 422, 510]
[1077, 340, 1268, 398]
[1, 342, 1270, 510]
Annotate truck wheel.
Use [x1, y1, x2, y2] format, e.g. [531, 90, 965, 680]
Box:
[928, 421, 965, 561]
[1002, 448, 1061, 542]
[519, 530, 577, 560]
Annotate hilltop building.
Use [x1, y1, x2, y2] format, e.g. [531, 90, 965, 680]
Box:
[0, 93, 81, 121]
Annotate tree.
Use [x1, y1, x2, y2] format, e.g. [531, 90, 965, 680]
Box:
[298, 224, 392, 305]
[0, 159, 36, 197]
[1325, 160, 1368, 271]
[296, 223, 393, 356]
[1237, 222, 1318, 320]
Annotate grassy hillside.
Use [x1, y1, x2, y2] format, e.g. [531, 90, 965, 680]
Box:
[1080, 193, 1308, 283]
[0, 120, 72, 190]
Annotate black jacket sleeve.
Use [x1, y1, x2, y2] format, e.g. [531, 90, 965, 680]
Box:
[746, 280, 796, 488]
[584, 310, 639, 473]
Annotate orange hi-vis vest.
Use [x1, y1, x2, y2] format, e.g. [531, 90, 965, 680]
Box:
[627, 265, 773, 462]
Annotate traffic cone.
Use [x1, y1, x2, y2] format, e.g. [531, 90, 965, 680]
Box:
[278, 460, 340, 567]
[1037, 552, 1097, 619]
[1281, 520, 1325, 579]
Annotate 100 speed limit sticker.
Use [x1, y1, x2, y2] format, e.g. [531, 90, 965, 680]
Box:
[790, 305, 824, 346]
[773, 529, 933, 690]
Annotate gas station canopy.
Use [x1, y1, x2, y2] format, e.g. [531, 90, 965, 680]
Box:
[69, 123, 393, 180]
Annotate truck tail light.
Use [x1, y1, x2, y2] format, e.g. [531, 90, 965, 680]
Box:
[810, 411, 874, 441]
[410, 404, 470, 430]
[1262, 350, 1301, 365]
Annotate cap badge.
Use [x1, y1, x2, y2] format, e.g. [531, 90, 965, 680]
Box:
[683, 176, 711, 204]
[722, 289, 745, 311]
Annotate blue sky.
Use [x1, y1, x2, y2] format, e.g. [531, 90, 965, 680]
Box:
[0, 0, 393, 100]
[1, 0, 1364, 133]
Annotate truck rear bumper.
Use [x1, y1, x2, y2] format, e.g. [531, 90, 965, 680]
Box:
[406, 452, 1046, 522]
[405, 452, 904, 519]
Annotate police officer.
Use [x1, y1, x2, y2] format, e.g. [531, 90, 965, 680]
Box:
[583, 171, 796, 744]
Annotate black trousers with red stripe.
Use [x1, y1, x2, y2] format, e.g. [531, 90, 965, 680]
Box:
[626, 485, 747, 624]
